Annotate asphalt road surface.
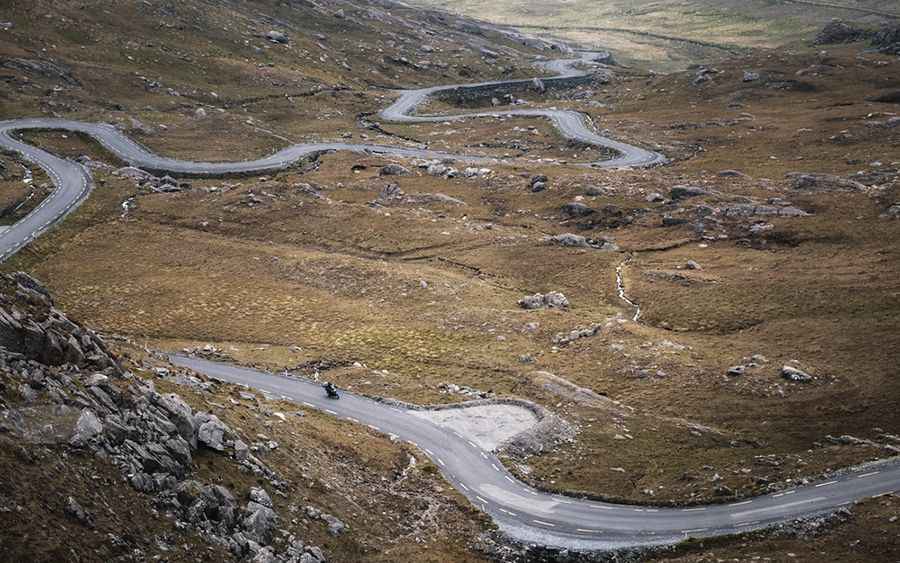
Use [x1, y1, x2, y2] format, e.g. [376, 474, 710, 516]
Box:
[171, 355, 900, 550]
[0, 52, 660, 259]
[0, 53, 896, 551]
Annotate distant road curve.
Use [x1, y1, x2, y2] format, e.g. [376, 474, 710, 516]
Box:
[512, 24, 747, 54]
[0, 52, 663, 260]
[781, 0, 899, 19]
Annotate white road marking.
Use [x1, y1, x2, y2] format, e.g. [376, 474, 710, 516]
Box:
[532, 519, 555, 527]
[498, 508, 517, 516]
[729, 500, 753, 507]
[815, 480, 838, 488]
[324, 409, 338, 415]
[857, 471, 880, 479]
[682, 507, 706, 512]
[732, 497, 827, 518]
[576, 528, 598, 534]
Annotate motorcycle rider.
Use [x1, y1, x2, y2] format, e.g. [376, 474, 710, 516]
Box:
[323, 381, 339, 399]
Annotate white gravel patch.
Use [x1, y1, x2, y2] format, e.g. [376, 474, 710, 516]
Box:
[411, 404, 539, 451]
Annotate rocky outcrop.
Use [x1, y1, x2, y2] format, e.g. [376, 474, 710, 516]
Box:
[545, 233, 617, 251]
[373, 183, 465, 207]
[1, 57, 79, 86]
[872, 23, 900, 55]
[113, 167, 191, 193]
[0, 272, 325, 562]
[0, 272, 121, 373]
[787, 172, 865, 192]
[813, 20, 867, 45]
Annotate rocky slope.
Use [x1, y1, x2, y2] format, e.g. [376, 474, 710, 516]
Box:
[0, 271, 331, 561]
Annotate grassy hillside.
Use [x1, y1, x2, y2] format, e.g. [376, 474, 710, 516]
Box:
[1, 1, 899, 561]
[407, 0, 900, 69]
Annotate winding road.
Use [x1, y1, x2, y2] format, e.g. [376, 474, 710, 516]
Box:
[171, 355, 900, 551]
[0, 51, 896, 551]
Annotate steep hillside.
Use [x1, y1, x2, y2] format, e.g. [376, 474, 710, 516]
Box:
[0, 0, 551, 160]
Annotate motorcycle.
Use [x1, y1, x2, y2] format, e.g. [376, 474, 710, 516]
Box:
[323, 382, 340, 400]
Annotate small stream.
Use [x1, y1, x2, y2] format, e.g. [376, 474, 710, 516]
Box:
[120, 196, 136, 219]
[616, 256, 641, 322]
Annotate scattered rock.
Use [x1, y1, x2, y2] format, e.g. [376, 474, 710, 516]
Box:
[670, 185, 708, 200]
[518, 292, 569, 310]
[782, 365, 813, 382]
[685, 260, 702, 270]
[379, 164, 410, 176]
[880, 202, 900, 219]
[64, 496, 94, 528]
[322, 513, 346, 536]
[662, 215, 688, 227]
[553, 324, 601, 346]
[692, 67, 718, 86]
[545, 233, 616, 250]
[560, 202, 594, 217]
[196, 413, 229, 451]
[265, 30, 289, 44]
[742, 71, 760, 82]
[530, 175, 548, 192]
